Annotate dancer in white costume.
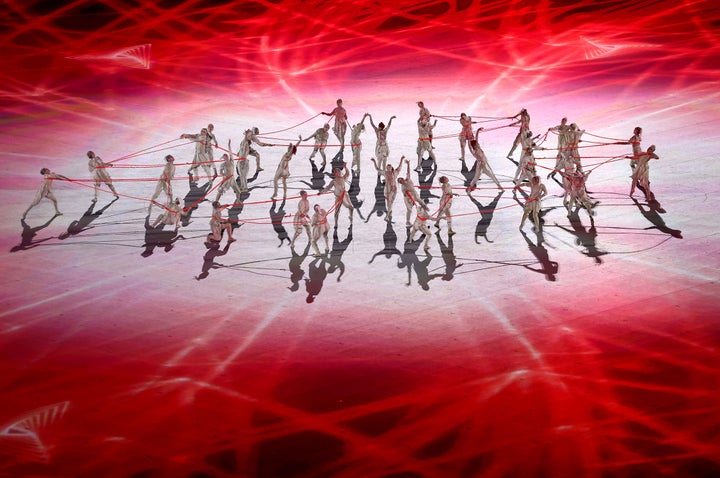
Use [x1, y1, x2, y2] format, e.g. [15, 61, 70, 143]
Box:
[409, 204, 440, 251]
[630, 145, 659, 201]
[520, 176, 548, 230]
[214, 152, 244, 202]
[627, 126, 642, 171]
[547, 117, 571, 180]
[321, 163, 354, 226]
[303, 124, 330, 169]
[349, 114, 368, 172]
[322, 99, 348, 150]
[239, 127, 271, 173]
[434, 176, 457, 235]
[87, 150, 119, 201]
[182, 127, 217, 181]
[371, 155, 404, 223]
[564, 169, 595, 217]
[513, 143, 543, 185]
[208, 201, 235, 244]
[272, 137, 302, 200]
[206, 123, 219, 167]
[507, 108, 530, 159]
[150, 155, 176, 208]
[417, 101, 431, 124]
[567, 123, 585, 172]
[415, 119, 437, 171]
[458, 113, 478, 161]
[398, 159, 422, 227]
[311, 204, 330, 257]
[468, 130, 502, 189]
[152, 197, 186, 232]
[291, 190, 311, 248]
[22, 168, 68, 219]
[367, 114, 396, 172]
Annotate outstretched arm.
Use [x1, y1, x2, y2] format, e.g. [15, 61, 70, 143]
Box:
[386, 115, 397, 130]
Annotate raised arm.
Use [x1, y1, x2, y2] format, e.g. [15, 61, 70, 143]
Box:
[367, 114, 378, 132]
[386, 115, 397, 130]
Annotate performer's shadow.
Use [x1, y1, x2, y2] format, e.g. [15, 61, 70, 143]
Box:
[631, 197, 682, 238]
[348, 170, 365, 221]
[11, 215, 60, 252]
[364, 174, 387, 222]
[58, 198, 118, 240]
[305, 256, 328, 303]
[459, 158, 475, 186]
[195, 241, 232, 280]
[398, 237, 434, 290]
[467, 189, 504, 244]
[327, 224, 353, 281]
[434, 231, 463, 281]
[141, 215, 185, 257]
[226, 198, 246, 230]
[520, 229, 559, 281]
[288, 243, 311, 292]
[555, 211, 608, 264]
[300, 161, 330, 193]
[369, 220, 401, 263]
[182, 177, 213, 226]
[270, 199, 291, 247]
[417, 164, 439, 207]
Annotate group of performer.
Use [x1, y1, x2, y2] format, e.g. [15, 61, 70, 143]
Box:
[21, 99, 661, 257]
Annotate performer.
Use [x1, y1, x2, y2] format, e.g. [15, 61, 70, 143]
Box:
[630, 145, 659, 201]
[408, 204, 439, 251]
[547, 117, 571, 180]
[230, 138, 252, 193]
[208, 201, 235, 244]
[415, 119, 437, 171]
[567, 123, 585, 172]
[310, 204, 330, 257]
[627, 126, 643, 171]
[435, 176, 458, 235]
[291, 190, 312, 248]
[367, 114, 396, 172]
[321, 163, 354, 226]
[206, 123, 219, 167]
[468, 129, 502, 189]
[214, 151, 244, 202]
[398, 158, 422, 226]
[182, 127, 217, 181]
[272, 137, 302, 200]
[417, 101, 431, 124]
[458, 113, 477, 161]
[22, 168, 68, 219]
[564, 169, 595, 219]
[513, 143, 542, 185]
[520, 175, 548, 230]
[86, 150, 119, 201]
[349, 114, 369, 172]
[322, 98, 348, 150]
[150, 155, 176, 208]
[507, 108, 530, 160]
[239, 127, 271, 173]
[152, 197, 186, 232]
[371, 155, 404, 223]
[303, 124, 330, 170]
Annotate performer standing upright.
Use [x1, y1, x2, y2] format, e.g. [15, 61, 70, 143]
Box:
[322, 99, 348, 150]
[87, 150, 119, 201]
[367, 114, 396, 172]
